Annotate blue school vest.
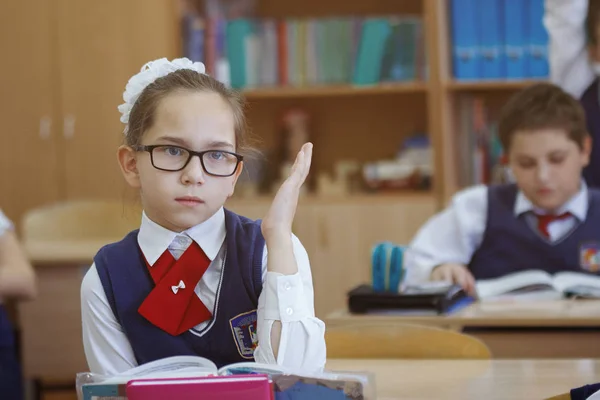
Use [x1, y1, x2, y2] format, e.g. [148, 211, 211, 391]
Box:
[468, 184, 600, 280]
[94, 209, 264, 368]
[579, 78, 600, 188]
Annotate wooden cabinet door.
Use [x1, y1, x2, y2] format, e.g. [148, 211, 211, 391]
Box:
[306, 203, 362, 317]
[55, 0, 178, 200]
[0, 1, 61, 226]
[300, 197, 436, 318]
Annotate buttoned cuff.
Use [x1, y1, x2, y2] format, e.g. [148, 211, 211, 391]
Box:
[262, 272, 309, 322]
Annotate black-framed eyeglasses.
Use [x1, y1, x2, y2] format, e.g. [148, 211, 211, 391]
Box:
[133, 145, 243, 177]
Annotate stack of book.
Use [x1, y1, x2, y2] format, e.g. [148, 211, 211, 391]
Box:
[77, 356, 374, 400]
[182, 12, 427, 89]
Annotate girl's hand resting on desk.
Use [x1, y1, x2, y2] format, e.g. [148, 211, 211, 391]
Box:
[430, 263, 476, 296]
[261, 142, 313, 243]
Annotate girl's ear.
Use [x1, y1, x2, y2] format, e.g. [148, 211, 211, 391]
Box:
[228, 161, 244, 198]
[117, 145, 142, 188]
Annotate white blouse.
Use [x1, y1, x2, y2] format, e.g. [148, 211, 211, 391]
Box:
[81, 208, 326, 375]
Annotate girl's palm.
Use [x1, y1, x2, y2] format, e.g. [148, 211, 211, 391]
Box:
[262, 143, 313, 239]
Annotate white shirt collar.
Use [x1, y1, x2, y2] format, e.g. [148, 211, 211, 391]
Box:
[514, 181, 588, 221]
[137, 208, 226, 266]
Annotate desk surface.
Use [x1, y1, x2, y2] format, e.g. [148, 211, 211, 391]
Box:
[25, 240, 112, 264]
[325, 359, 600, 400]
[327, 299, 600, 327]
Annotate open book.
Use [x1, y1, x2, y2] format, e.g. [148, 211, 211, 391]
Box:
[476, 270, 600, 301]
[77, 356, 373, 400]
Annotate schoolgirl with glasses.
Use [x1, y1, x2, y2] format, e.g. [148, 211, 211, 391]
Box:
[80, 58, 325, 375]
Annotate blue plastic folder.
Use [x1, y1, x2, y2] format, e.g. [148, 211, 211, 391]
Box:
[450, 0, 480, 80]
[525, 0, 549, 78]
[503, 0, 527, 79]
[478, 0, 504, 79]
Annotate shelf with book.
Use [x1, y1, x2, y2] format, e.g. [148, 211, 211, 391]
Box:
[435, 0, 551, 201]
[241, 82, 429, 99]
[180, 0, 432, 205]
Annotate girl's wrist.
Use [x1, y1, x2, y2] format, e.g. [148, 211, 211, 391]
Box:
[264, 230, 293, 247]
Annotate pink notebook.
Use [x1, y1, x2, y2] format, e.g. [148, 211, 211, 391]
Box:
[126, 374, 273, 400]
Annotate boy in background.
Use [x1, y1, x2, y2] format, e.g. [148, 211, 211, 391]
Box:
[405, 83, 600, 293]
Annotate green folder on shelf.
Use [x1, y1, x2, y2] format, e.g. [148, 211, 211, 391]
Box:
[352, 18, 392, 86]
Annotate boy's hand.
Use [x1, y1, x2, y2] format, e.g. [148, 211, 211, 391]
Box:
[430, 263, 476, 296]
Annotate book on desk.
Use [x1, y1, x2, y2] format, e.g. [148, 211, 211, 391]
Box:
[77, 355, 374, 400]
[475, 270, 600, 302]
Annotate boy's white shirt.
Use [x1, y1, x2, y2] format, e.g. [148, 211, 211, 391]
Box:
[81, 207, 326, 376]
[404, 183, 589, 283]
[545, 0, 596, 98]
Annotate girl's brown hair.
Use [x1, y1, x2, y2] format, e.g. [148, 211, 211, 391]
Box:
[124, 69, 254, 155]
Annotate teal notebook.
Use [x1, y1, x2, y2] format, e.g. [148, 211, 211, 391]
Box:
[226, 19, 254, 89]
[352, 18, 392, 85]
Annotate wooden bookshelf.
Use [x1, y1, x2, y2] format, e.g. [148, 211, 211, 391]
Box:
[445, 79, 546, 91]
[242, 82, 429, 99]
[228, 190, 434, 206]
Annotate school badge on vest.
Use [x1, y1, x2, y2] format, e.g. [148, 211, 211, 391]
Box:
[580, 242, 600, 272]
[229, 310, 259, 359]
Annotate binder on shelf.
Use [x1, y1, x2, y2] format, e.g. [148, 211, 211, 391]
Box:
[352, 18, 392, 85]
[525, 0, 549, 78]
[450, 0, 480, 80]
[226, 19, 254, 89]
[479, 0, 504, 79]
[502, 0, 527, 79]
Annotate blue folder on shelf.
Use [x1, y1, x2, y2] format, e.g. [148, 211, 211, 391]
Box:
[450, 0, 480, 80]
[479, 0, 504, 79]
[525, 0, 549, 78]
[503, 0, 527, 79]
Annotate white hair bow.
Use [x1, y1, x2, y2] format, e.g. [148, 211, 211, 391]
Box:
[117, 57, 206, 135]
[171, 280, 186, 295]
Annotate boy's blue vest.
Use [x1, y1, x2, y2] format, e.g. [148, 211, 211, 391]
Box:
[94, 209, 264, 368]
[468, 184, 600, 279]
[579, 78, 600, 188]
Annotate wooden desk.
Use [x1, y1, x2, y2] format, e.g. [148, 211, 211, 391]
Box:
[19, 240, 114, 379]
[325, 359, 600, 400]
[326, 301, 600, 358]
[25, 239, 110, 263]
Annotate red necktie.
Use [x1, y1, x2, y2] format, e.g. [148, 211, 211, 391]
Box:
[535, 212, 572, 238]
[138, 241, 212, 336]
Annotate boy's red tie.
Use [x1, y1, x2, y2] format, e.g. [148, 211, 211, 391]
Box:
[138, 241, 212, 336]
[535, 212, 572, 239]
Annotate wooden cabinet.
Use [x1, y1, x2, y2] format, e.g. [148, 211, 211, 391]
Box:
[0, 1, 61, 225]
[0, 1, 178, 224]
[55, 0, 132, 199]
[227, 194, 436, 317]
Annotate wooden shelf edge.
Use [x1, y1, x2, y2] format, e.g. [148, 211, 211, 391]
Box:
[240, 82, 429, 99]
[227, 191, 434, 205]
[444, 79, 547, 91]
